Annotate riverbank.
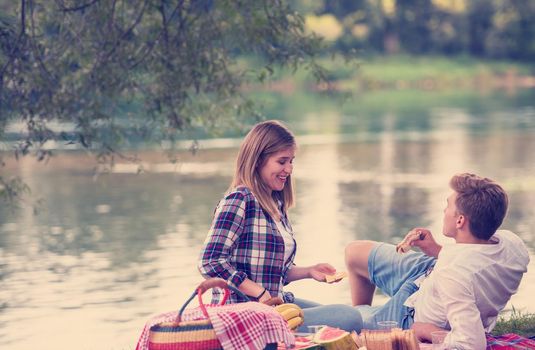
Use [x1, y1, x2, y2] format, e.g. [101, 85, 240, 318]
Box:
[248, 54, 535, 94]
[494, 310, 535, 337]
[346, 55, 535, 92]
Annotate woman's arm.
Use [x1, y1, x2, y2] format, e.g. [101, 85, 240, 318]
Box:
[198, 192, 248, 288]
[237, 278, 273, 303]
[286, 263, 337, 283]
[198, 191, 276, 303]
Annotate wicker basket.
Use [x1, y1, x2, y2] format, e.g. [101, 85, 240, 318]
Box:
[148, 278, 277, 350]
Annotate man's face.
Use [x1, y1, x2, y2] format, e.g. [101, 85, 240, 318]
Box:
[442, 191, 460, 238]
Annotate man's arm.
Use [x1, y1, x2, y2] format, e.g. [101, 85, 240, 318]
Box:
[411, 322, 448, 343]
[436, 274, 487, 349]
[410, 228, 442, 258]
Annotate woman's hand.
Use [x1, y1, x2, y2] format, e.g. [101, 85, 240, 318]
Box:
[257, 288, 273, 304]
[309, 263, 337, 282]
[286, 263, 341, 283]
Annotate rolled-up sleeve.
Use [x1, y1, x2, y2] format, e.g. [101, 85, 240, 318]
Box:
[198, 192, 248, 288]
[282, 263, 295, 285]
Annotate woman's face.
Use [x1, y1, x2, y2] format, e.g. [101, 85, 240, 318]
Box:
[259, 147, 295, 192]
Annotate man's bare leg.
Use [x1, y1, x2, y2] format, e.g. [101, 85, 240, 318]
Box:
[345, 240, 377, 306]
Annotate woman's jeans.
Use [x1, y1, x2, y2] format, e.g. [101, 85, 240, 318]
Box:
[294, 298, 363, 333]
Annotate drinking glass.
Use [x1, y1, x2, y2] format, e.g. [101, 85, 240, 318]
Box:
[307, 324, 326, 334]
[377, 320, 399, 331]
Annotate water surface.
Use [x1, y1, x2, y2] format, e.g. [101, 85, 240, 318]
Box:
[1, 89, 534, 350]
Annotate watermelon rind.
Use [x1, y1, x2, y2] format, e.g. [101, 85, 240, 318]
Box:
[312, 326, 358, 350]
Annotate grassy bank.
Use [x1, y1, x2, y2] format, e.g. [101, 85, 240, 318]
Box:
[245, 54, 535, 93]
[494, 309, 535, 337]
[352, 55, 533, 83]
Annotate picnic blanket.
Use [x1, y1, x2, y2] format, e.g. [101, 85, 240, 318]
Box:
[136, 302, 295, 350]
[486, 333, 535, 349]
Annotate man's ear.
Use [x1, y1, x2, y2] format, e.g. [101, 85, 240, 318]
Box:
[456, 214, 466, 229]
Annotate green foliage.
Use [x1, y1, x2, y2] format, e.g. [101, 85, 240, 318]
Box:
[493, 308, 535, 337]
[0, 0, 354, 204]
[0, 173, 30, 207]
[353, 55, 532, 83]
[312, 0, 535, 60]
[0, 0, 334, 153]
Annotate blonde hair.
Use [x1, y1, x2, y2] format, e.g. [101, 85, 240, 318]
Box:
[229, 120, 296, 221]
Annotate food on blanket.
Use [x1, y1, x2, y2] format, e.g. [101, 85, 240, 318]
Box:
[293, 336, 323, 350]
[280, 307, 301, 321]
[325, 271, 348, 283]
[287, 316, 304, 330]
[313, 326, 358, 350]
[274, 303, 304, 330]
[293, 339, 322, 350]
[359, 328, 419, 350]
[275, 303, 304, 317]
[392, 328, 419, 350]
[396, 230, 425, 253]
[350, 331, 362, 347]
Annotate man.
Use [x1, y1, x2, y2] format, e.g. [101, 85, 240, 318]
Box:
[345, 173, 529, 349]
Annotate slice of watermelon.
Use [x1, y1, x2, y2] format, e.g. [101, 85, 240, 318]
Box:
[294, 341, 322, 349]
[313, 326, 348, 342]
[313, 326, 358, 350]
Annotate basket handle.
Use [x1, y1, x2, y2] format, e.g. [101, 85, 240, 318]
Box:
[177, 278, 250, 321]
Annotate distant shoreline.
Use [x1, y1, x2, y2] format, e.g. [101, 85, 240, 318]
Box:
[244, 55, 535, 94]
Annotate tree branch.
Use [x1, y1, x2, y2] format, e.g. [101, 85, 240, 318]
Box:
[0, 0, 27, 82]
[98, 0, 148, 64]
[29, 0, 57, 85]
[60, 0, 100, 12]
[128, 0, 185, 69]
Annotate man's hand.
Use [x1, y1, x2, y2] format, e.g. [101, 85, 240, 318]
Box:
[411, 321, 447, 343]
[396, 229, 426, 253]
[409, 228, 442, 258]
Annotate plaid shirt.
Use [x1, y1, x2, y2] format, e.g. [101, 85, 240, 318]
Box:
[198, 186, 296, 303]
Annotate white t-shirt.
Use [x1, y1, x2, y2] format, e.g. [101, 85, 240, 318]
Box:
[411, 230, 529, 349]
[276, 220, 295, 264]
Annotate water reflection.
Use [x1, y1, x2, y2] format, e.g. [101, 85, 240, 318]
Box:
[0, 89, 534, 350]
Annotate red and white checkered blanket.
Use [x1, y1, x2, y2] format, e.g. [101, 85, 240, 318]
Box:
[486, 333, 535, 349]
[136, 302, 295, 350]
[418, 333, 535, 350]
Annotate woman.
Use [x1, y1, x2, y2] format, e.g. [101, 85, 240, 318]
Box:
[198, 120, 362, 332]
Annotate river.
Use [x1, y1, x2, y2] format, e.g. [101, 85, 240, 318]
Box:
[1, 88, 534, 349]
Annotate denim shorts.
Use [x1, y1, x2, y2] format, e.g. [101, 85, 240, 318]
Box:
[355, 242, 436, 330]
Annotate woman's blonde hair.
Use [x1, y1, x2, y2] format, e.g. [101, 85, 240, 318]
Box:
[229, 120, 296, 221]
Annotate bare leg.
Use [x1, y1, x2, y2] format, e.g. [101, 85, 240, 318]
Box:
[345, 240, 377, 306]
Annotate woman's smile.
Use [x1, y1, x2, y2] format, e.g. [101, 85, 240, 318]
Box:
[260, 147, 295, 192]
